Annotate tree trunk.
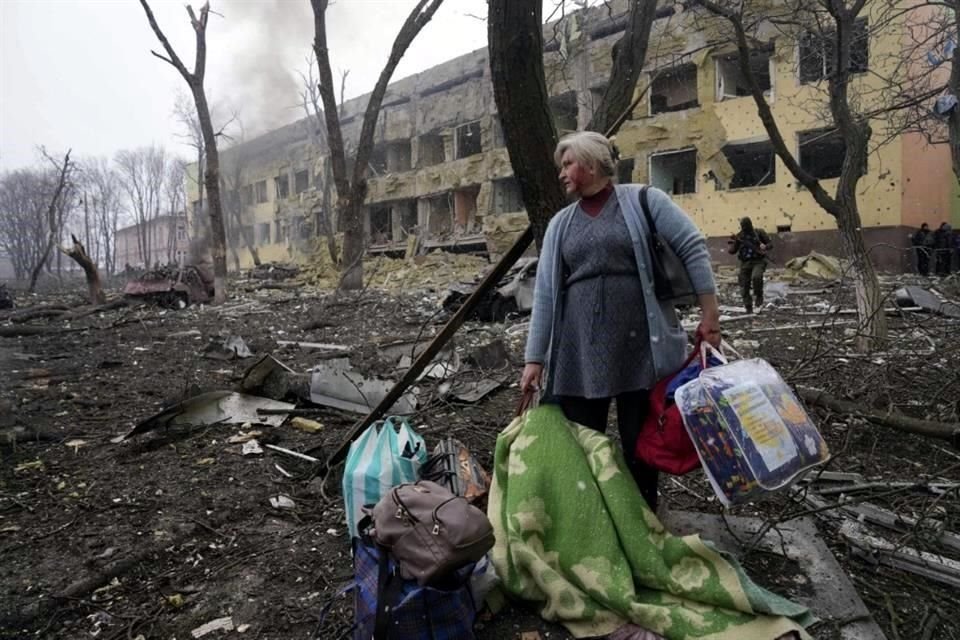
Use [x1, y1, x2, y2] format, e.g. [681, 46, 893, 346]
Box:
[311, 0, 444, 290]
[59, 235, 106, 305]
[488, 0, 567, 249]
[586, 0, 658, 135]
[193, 86, 228, 304]
[320, 162, 338, 265]
[28, 151, 72, 293]
[835, 203, 887, 351]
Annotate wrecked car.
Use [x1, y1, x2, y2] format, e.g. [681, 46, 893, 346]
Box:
[122, 264, 214, 307]
[442, 257, 537, 321]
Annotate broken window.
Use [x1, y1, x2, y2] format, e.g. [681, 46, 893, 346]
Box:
[493, 178, 523, 214]
[799, 18, 869, 83]
[454, 185, 480, 233]
[455, 121, 482, 159]
[242, 184, 254, 206]
[491, 118, 506, 148]
[257, 222, 271, 245]
[649, 149, 697, 195]
[799, 128, 856, 180]
[650, 63, 699, 115]
[275, 174, 289, 200]
[368, 145, 388, 175]
[716, 47, 772, 100]
[721, 140, 776, 189]
[393, 200, 418, 238]
[254, 181, 268, 203]
[294, 170, 309, 194]
[549, 91, 579, 133]
[275, 221, 283, 243]
[369, 206, 392, 244]
[617, 158, 636, 185]
[418, 133, 445, 167]
[589, 85, 608, 118]
[424, 193, 454, 235]
[386, 141, 412, 172]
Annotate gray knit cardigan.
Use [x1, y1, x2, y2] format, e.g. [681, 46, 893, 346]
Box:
[524, 184, 717, 396]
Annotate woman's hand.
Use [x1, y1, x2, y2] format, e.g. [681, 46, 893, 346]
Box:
[520, 363, 543, 393]
[697, 293, 722, 347]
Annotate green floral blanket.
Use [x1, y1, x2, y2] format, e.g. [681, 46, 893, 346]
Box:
[488, 405, 815, 639]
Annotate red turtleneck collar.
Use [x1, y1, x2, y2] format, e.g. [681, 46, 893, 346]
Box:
[579, 182, 614, 217]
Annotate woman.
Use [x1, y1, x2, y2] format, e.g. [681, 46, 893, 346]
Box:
[520, 131, 721, 512]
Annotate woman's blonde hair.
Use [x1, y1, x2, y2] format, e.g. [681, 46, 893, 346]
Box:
[554, 131, 616, 178]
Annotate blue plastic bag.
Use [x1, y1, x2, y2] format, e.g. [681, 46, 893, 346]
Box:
[342, 418, 427, 538]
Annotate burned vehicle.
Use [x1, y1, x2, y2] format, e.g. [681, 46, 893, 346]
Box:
[122, 264, 215, 307]
[442, 257, 537, 321]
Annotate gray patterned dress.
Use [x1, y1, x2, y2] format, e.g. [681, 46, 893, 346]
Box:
[551, 196, 656, 398]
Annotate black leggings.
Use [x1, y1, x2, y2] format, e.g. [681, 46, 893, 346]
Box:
[557, 390, 660, 512]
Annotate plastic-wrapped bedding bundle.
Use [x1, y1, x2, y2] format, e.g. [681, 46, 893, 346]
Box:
[675, 357, 831, 505]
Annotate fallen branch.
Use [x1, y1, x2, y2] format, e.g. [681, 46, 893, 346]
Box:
[796, 386, 960, 447]
[9, 306, 72, 324]
[58, 235, 106, 305]
[840, 520, 960, 589]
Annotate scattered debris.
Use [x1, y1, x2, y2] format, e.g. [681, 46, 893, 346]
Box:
[442, 257, 538, 321]
[227, 430, 263, 444]
[784, 252, 843, 280]
[276, 340, 350, 354]
[190, 616, 235, 638]
[124, 392, 295, 439]
[202, 335, 253, 360]
[241, 439, 263, 456]
[264, 444, 320, 464]
[310, 358, 417, 415]
[444, 378, 502, 403]
[291, 417, 323, 433]
[893, 286, 960, 319]
[250, 262, 300, 281]
[269, 495, 296, 510]
[466, 339, 511, 370]
[839, 520, 960, 589]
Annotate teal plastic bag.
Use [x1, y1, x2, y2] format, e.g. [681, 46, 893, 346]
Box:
[342, 417, 427, 538]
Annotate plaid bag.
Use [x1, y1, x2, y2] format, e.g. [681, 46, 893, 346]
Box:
[353, 537, 478, 640]
[316, 538, 481, 640]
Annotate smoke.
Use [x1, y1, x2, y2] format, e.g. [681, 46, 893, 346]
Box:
[218, 0, 315, 136]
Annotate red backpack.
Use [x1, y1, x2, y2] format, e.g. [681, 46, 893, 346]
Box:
[634, 343, 705, 475]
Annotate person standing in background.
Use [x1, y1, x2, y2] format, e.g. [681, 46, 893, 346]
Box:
[728, 217, 771, 314]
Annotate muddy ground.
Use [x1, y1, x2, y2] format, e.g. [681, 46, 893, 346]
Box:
[1, 267, 959, 640]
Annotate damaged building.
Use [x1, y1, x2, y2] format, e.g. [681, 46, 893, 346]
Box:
[191, 0, 957, 272]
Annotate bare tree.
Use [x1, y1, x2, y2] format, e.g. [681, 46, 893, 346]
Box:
[82, 157, 123, 276]
[27, 150, 74, 292]
[139, 0, 229, 304]
[310, 0, 444, 289]
[298, 51, 338, 265]
[489, 0, 659, 248]
[173, 91, 207, 238]
[115, 146, 167, 268]
[0, 168, 56, 280]
[693, 0, 887, 349]
[164, 158, 188, 264]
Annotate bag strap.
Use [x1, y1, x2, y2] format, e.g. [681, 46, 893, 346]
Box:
[639, 186, 663, 250]
[515, 389, 538, 416]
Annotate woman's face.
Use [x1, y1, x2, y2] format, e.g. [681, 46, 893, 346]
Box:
[559, 148, 597, 196]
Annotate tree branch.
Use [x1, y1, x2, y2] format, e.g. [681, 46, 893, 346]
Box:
[138, 0, 191, 81]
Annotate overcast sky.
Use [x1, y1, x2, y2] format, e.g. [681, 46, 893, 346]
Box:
[1, 0, 557, 172]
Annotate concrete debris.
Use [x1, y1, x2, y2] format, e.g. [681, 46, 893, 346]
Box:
[203, 335, 253, 360]
[839, 520, 960, 589]
[276, 340, 350, 354]
[466, 339, 511, 371]
[269, 495, 296, 510]
[125, 392, 295, 439]
[301, 247, 489, 291]
[443, 378, 501, 403]
[784, 252, 844, 281]
[241, 439, 264, 456]
[228, 430, 263, 444]
[894, 286, 960, 319]
[442, 257, 538, 321]
[190, 616, 234, 638]
[250, 262, 299, 281]
[310, 358, 417, 415]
